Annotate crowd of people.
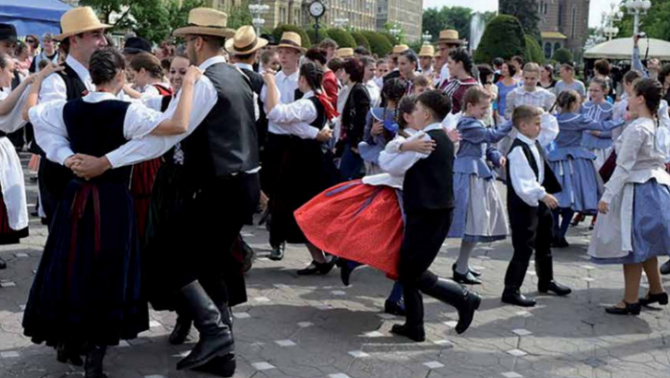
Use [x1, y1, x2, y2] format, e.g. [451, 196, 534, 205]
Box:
[0, 5, 670, 378]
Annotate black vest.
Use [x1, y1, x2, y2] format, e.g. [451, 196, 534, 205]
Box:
[506, 138, 561, 209]
[180, 62, 259, 179]
[58, 63, 89, 100]
[307, 97, 327, 129]
[403, 128, 455, 212]
[241, 67, 268, 149]
[62, 99, 132, 183]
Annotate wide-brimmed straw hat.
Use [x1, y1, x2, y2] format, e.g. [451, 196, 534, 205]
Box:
[418, 45, 435, 58]
[336, 47, 354, 58]
[438, 29, 465, 45]
[276, 32, 306, 53]
[173, 8, 235, 39]
[225, 26, 268, 55]
[54, 7, 111, 41]
[392, 44, 409, 55]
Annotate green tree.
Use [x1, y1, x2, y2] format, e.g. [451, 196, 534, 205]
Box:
[474, 15, 526, 64]
[616, 0, 670, 41]
[128, 0, 171, 43]
[551, 48, 574, 64]
[272, 24, 311, 48]
[166, 0, 205, 33]
[327, 28, 357, 48]
[421, 6, 473, 44]
[524, 34, 544, 64]
[361, 31, 393, 57]
[499, 0, 540, 38]
[350, 31, 371, 51]
[305, 27, 330, 45]
[379, 30, 399, 46]
[227, 2, 253, 30]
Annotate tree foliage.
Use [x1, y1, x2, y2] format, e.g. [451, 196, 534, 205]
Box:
[422, 6, 473, 44]
[551, 48, 574, 64]
[499, 0, 540, 38]
[327, 28, 357, 49]
[305, 27, 330, 46]
[616, 0, 670, 41]
[360, 31, 393, 57]
[524, 34, 544, 64]
[379, 31, 399, 47]
[474, 15, 526, 64]
[227, 2, 253, 30]
[350, 31, 371, 51]
[272, 24, 312, 48]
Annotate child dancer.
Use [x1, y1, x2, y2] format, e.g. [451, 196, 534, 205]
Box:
[503, 105, 571, 307]
[392, 90, 480, 341]
[581, 78, 617, 170]
[297, 95, 429, 316]
[449, 86, 512, 285]
[548, 90, 624, 248]
[589, 78, 670, 315]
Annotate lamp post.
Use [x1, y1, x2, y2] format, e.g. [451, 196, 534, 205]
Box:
[624, 0, 652, 36]
[389, 22, 401, 43]
[422, 31, 432, 45]
[248, 1, 270, 36]
[601, 2, 623, 41]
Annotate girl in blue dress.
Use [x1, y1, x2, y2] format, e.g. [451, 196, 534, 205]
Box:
[547, 90, 624, 248]
[581, 77, 618, 170]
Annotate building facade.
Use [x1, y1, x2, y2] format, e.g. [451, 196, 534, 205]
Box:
[536, 0, 590, 59]
[375, 0, 423, 42]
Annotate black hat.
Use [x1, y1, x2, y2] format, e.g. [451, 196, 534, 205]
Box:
[260, 33, 277, 46]
[0, 24, 17, 43]
[123, 37, 152, 55]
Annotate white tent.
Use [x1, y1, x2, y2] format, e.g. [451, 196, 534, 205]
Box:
[584, 37, 670, 60]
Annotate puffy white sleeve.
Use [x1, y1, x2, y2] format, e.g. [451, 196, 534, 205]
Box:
[379, 132, 430, 176]
[123, 102, 167, 140]
[28, 100, 73, 164]
[0, 89, 28, 133]
[538, 112, 559, 147]
[266, 98, 320, 139]
[508, 146, 546, 207]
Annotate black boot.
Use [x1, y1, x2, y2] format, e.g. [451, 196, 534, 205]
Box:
[196, 302, 236, 377]
[536, 255, 571, 296]
[176, 281, 234, 371]
[84, 345, 107, 378]
[390, 287, 425, 342]
[421, 278, 481, 334]
[169, 312, 192, 345]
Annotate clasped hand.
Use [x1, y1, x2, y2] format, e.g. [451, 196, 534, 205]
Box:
[65, 154, 111, 180]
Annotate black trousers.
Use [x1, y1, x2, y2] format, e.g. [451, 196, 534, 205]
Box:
[504, 202, 555, 291]
[398, 208, 453, 328]
[38, 158, 75, 229]
[145, 172, 260, 310]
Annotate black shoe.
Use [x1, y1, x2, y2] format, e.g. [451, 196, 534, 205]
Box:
[240, 240, 255, 273]
[269, 243, 284, 261]
[421, 278, 480, 334]
[605, 302, 641, 315]
[176, 281, 234, 371]
[194, 353, 236, 377]
[384, 299, 406, 316]
[639, 292, 669, 306]
[0, 257, 6, 270]
[390, 323, 425, 342]
[84, 345, 107, 378]
[339, 262, 354, 286]
[297, 262, 320, 276]
[169, 314, 192, 345]
[56, 343, 83, 366]
[452, 266, 482, 285]
[502, 289, 536, 307]
[553, 237, 570, 248]
[538, 281, 572, 296]
[661, 260, 670, 275]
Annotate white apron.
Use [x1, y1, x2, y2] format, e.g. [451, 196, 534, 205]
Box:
[0, 137, 28, 230]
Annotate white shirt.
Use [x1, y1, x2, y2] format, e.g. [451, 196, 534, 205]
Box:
[365, 80, 381, 108]
[29, 92, 166, 157]
[261, 70, 299, 136]
[40, 55, 94, 104]
[266, 90, 320, 139]
[439, 64, 450, 86]
[508, 133, 547, 207]
[235, 62, 254, 71]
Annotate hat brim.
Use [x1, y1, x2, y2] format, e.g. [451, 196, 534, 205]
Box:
[173, 26, 235, 39]
[0, 35, 17, 43]
[54, 23, 112, 42]
[276, 43, 306, 53]
[438, 39, 465, 45]
[225, 37, 268, 55]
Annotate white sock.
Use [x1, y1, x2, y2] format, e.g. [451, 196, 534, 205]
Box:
[455, 240, 477, 275]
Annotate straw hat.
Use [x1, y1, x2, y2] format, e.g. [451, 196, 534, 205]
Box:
[418, 45, 435, 58]
[173, 8, 235, 39]
[276, 32, 306, 53]
[438, 29, 465, 45]
[392, 44, 409, 55]
[54, 7, 111, 41]
[336, 47, 354, 58]
[225, 26, 268, 55]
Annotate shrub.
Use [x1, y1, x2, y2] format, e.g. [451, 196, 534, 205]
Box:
[551, 48, 574, 64]
[350, 31, 371, 51]
[326, 28, 357, 48]
[473, 14, 526, 64]
[360, 31, 393, 57]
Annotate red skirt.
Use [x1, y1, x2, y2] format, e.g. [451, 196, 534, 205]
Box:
[131, 158, 162, 239]
[294, 180, 403, 278]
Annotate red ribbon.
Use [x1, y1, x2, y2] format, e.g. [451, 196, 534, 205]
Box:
[66, 182, 102, 291]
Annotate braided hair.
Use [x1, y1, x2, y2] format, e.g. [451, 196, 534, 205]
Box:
[299, 61, 324, 93]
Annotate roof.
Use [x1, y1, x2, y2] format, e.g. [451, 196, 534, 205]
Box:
[584, 37, 670, 60]
[541, 32, 568, 40]
[0, 0, 72, 36]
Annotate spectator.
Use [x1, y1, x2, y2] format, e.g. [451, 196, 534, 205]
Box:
[361, 56, 381, 107]
[492, 57, 504, 82]
[495, 61, 520, 122]
[319, 38, 339, 62]
[554, 63, 586, 100]
[354, 46, 370, 58]
[398, 49, 418, 94]
[374, 59, 389, 88]
[29, 32, 58, 73]
[594, 59, 615, 99]
[539, 64, 556, 90]
[259, 49, 279, 74]
[14, 40, 31, 76]
[511, 55, 524, 81]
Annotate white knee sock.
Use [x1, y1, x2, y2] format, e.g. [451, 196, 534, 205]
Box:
[455, 240, 477, 275]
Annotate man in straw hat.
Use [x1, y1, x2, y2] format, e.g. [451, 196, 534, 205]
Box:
[260, 31, 305, 262]
[418, 45, 435, 76]
[436, 29, 465, 87]
[41, 7, 259, 377]
[383, 44, 408, 85]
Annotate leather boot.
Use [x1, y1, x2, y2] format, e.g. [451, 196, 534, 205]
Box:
[175, 281, 234, 371]
[390, 286, 425, 342]
[169, 312, 192, 345]
[197, 302, 236, 377]
[421, 278, 481, 334]
[84, 345, 107, 378]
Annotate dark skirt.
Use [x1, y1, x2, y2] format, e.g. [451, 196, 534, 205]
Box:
[0, 186, 28, 245]
[23, 179, 148, 348]
[270, 136, 339, 245]
[144, 164, 257, 310]
[131, 158, 162, 239]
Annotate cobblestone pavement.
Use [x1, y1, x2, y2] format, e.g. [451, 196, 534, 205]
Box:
[1, 153, 670, 378]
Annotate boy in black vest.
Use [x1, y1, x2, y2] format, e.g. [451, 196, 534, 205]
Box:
[503, 105, 571, 307]
[391, 90, 481, 342]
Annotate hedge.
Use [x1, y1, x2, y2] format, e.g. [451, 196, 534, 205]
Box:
[305, 27, 330, 46]
[524, 34, 544, 64]
[326, 28, 357, 48]
[360, 30, 393, 57]
[474, 15, 526, 64]
[350, 31, 371, 51]
[551, 48, 574, 64]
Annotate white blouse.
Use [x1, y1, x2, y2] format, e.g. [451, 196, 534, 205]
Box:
[266, 90, 321, 140]
[507, 133, 547, 207]
[363, 129, 430, 189]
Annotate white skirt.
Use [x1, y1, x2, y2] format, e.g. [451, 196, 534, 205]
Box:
[0, 137, 28, 230]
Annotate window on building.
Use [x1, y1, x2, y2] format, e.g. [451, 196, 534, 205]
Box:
[280, 7, 286, 23]
[554, 42, 561, 52]
[571, 6, 577, 37]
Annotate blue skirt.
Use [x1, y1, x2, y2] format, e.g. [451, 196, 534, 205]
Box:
[548, 157, 602, 213]
[592, 179, 670, 265]
[448, 172, 507, 242]
[23, 179, 149, 349]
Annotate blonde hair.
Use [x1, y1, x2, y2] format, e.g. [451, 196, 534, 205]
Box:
[512, 105, 543, 129]
[523, 62, 540, 74]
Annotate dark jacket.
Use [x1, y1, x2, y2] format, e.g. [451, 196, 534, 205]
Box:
[341, 82, 371, 146]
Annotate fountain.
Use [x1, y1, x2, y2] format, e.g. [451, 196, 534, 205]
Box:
[469, 12, 486, 53]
